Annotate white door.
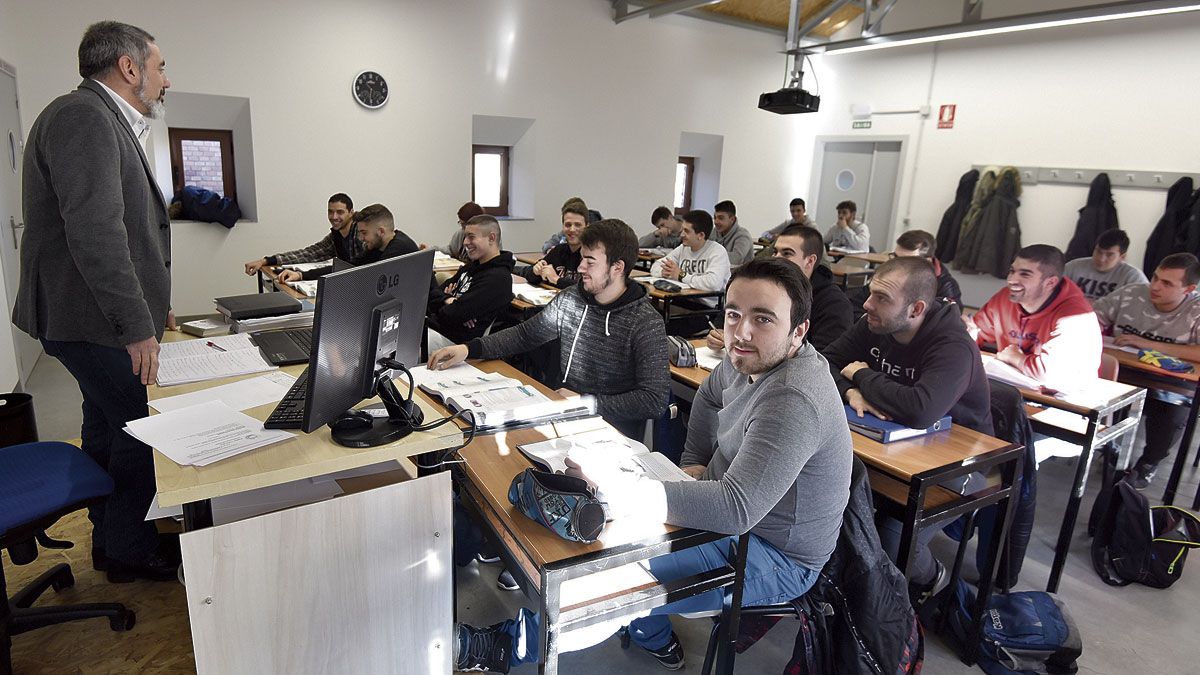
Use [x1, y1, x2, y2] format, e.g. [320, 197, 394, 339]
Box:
[816, 140, 904, 252]
[0, 66, 39, 391]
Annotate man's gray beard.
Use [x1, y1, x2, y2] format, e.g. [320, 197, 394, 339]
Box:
[135, 78, 165, 119]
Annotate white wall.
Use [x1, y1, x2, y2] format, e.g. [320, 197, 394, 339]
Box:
[806, 8, 1200, 305]
[2, 0, 804, 314]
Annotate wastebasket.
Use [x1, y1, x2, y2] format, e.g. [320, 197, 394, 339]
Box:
[0, 392, 39, 447]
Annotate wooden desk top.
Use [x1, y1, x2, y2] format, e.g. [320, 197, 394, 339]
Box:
[635, 277, 724, 300]
[835, 251, 891, 266]
[638, 250, 666, 262]
[828, 263, 876, 278]
[515, 251, 542, 266]
[261, 267, 308, 300]
[1105, 346, 1200, 384]
[151, 332, 462, 508]
[668, 342, 1014, 481]
[439, 361, 685, 570]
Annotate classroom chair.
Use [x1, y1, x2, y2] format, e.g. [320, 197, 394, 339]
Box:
[1, 442, 135, 674]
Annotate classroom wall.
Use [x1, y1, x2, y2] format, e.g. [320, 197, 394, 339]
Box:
[0, 0, 814, 315]
[804, 6, 1200, 305]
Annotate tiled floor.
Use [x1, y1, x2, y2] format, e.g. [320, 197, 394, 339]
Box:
[19, 355, 1200, 674]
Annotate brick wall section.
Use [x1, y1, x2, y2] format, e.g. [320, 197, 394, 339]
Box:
[181, 139, 226, 195]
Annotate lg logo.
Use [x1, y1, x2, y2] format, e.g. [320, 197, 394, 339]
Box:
[376, 273, 402, 295]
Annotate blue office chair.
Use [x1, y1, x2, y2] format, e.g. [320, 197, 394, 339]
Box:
[1, 441, 135, 674]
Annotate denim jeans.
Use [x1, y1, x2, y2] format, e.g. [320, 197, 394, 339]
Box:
[41, 339, 160, 562]
[500, 533, 819, 668]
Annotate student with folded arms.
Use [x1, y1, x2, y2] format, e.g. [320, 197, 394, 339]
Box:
[437, 201, 485, 261]
[524, 197, 589, 288]
[426, 214, 516, 346]
[1093, 252, 1200, 489]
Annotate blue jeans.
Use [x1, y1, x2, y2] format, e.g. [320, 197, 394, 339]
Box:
[501, 533, 819, 668]
[41, 339, 160, 562]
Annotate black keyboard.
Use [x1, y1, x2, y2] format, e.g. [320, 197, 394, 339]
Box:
[285, 327, 313, 352]
[264, 368, 309, 429]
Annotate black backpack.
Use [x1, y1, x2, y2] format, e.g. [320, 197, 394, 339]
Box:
[1091, 477, 1200, 588]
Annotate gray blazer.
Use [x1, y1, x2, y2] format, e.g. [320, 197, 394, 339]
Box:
[13, 79, 171, 348]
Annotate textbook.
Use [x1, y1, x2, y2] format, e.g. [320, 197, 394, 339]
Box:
[415, 366, 595, 429]
[214, 291, 302, 320]
[180, 318, 230, 337]
[844, 405, 952, 443]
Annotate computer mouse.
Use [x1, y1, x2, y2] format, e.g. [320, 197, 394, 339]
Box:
[329, 409, 374, 432]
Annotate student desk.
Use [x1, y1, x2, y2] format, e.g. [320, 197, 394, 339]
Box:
[516, 251, 543, 266]
[1100, 347, 1200, 508]
[439, 360, 748, 675]
[669, 343, 1024, 665]
[828, 262, 875, 289]
[828, 250, 891, 266]
[990, 362, 1145, 594]
[150, 332, 463, 530]
[634, 278, 725, 322]
[637, 249, 666, 271]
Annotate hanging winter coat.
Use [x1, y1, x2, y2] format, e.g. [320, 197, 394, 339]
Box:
[1142, 177, 1195, 277]
[952, 169, 998, 274]
[1065, 173, 1118, 259]
[1181, 188, 1200, 260]
[936, 169, 980, 263]
[957, 167, 1022, 278]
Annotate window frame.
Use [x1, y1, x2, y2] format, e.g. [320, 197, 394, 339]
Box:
[472, 144, 511, 217]
[675, 156, 696, 215]
[168, 128, 237, 204]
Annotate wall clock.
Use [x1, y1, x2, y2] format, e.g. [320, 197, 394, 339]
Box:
[353, 70, 389, 109]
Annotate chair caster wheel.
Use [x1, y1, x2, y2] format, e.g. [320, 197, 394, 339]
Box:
[110, 609, 136, 632]
[51, 568, 75, 591]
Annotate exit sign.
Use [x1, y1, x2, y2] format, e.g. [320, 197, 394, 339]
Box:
[852, 120, 872, 129]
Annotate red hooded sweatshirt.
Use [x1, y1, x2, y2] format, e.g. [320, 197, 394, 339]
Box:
[972, 277, 1102, 384]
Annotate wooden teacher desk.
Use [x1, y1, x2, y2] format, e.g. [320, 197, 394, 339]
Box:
[440, 360, 748, 675]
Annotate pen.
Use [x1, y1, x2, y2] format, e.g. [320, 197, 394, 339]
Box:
[707, 319, 719, 331]
[206, 341, 227, 352]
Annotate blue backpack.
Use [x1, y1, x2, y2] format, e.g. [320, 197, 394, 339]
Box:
[947, 580, 1081, 675]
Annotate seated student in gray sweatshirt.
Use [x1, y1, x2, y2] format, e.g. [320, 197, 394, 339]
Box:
[450, 258, 854, 673]
[429, 219, 668, 439]
[823, 256, 992, 604]
[1063, 229, 1148, 303]
[638, 205, 682, 249]
[711, 199, 755, 267]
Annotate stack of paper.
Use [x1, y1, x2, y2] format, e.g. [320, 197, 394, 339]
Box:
[127, 400, 294, 467]
[156, 334, 277, 386]
[515, 287, 558, 306]
[231, 309, 315, 333]
[279, 260, 332, 272]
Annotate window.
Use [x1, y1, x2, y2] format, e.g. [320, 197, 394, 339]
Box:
[168, 128, 236, 203]
[675, 156, 695, 214]
[472, 144, 510, 217]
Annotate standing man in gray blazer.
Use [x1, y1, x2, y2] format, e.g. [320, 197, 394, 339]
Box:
[12, 21, 176, 582]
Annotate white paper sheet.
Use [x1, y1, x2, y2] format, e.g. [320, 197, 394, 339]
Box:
[408, 362, 486, 388]
[149, 372, 295, 413]
[158, 332, 259, 359]
[127, 400, 294, 466]
[155, 349, 278, 386]
[695, 346, 724, 371]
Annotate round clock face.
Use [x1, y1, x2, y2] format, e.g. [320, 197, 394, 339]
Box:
[353, 70, 389, 109]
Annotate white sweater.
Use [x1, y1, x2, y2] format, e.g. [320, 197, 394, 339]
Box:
[651, 240, 731, 292]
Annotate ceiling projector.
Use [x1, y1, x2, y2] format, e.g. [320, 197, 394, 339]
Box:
[758, 87, 820, 115]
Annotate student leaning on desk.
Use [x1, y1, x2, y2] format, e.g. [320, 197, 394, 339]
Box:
[1093, 252, 1200, 489]
[450, 258, 853, 673]
[276, 204, 418, 282]
[243, 192, 360, 275]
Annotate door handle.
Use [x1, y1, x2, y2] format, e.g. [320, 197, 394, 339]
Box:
[9, 216, 21, 249]
[7, 130, 16, 173]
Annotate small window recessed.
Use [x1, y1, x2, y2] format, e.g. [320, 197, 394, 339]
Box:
[675, 156, 695, 214]
[169, 128, 236, 203]
[472, 144, 510, 217]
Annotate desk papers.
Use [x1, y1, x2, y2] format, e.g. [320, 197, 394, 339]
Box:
[279, 260, 332, 272]
[156, 333, 277, 386]
[1102, 336, 1140, 354]
[695, 346, 724, 371]
[149, 372, 295, 413]
[128, 400, 293, 466]
[515, 287, 559, 306]
[287, 279, 319, 297]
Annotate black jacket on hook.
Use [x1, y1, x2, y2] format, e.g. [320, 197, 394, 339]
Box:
[1142, 177, 1196, 277]
[1065, 173, 1118, 260]
[936, 169, 979, 263]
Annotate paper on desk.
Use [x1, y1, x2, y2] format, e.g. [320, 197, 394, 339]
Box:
[695, 346, 724, 371]
[126, 400, 294, 467]
[158, 332, 258, 359]
[279, 260, 332, 272]
[1102, 336, 1141, 354]
[287, 279, 319, 297]
[408, 362, 485, 388]
[155, 348, 277, 386]
[146, 476, 344, 525]
[149, 372, 295, 413]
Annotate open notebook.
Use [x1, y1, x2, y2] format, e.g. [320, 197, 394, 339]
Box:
[411, 364, 595, 430]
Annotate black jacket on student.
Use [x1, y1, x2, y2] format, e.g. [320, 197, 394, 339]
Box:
[427, 250, 516, 343]
[299, 230, 419, 280]
[823, 301, 993, 434]
[809, 264, 855, 352]
[521, 242, 582, 289]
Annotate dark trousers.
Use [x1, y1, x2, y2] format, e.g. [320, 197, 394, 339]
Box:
[41, 339, 160, 563]
[1137, 395, 1190, 467]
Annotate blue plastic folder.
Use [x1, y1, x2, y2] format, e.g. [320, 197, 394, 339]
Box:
[844, 405, 952, 443]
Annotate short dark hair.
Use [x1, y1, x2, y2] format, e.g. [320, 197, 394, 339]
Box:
[1095, 229, 1131, 254]
[465, 214, 502, 247]
[562, 197, 589, 221]
[874, 257, 937, 306]
[836, 200, 857, 213]
[1158, 253, 1200, 285]
[650, 206, 673, 224]
[1016, 244, 1066, 278]
[353, 204, 393, 230]
[329, 193, 353, 210]
[789, 197, 806, 209]
[714, 200, 736, 216]
[729, 258, 812, 332]
[683, 210, 714, 239]
[580, 219, 638, 279]
[778, 225, 824, 264]
[457, 202, 484, 222]
[78, 21, 155, 79]
[895, 230, 937, 258]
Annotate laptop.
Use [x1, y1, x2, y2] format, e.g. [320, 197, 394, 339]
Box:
[252, 327, 313, 365]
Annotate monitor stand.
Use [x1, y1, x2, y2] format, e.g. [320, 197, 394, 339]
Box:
[330, 375, 425, 448]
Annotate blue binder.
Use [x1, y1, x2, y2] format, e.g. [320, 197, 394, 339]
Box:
[844, 405, 952, 443]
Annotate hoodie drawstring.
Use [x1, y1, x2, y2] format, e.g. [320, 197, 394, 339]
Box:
[604, 311, 611, 337]
[563, 304, 589, 382]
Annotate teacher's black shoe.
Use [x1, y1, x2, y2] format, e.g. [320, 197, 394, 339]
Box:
[105, 552, 180, 583]
[91, 546, 108, 572]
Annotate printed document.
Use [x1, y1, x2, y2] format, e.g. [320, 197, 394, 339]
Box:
[126, 400, 294, 467]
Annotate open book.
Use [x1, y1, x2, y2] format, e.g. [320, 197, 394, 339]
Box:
[517, 428, 694, 483]
[413, 364, 595, 429]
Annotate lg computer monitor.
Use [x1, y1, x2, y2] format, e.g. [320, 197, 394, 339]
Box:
[299, 248, 434, 434]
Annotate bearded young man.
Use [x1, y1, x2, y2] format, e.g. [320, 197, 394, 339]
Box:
[447, 258, 853, 673]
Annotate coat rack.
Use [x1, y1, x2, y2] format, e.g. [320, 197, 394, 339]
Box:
[971, 165, 1200, 190]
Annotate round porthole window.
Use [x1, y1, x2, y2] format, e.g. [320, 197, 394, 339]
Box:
[836, 169, 855, 191]
[7, 131, 16, 173]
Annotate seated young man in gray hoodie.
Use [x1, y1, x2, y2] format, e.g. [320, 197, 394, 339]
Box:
[447, 258, 854, 673]
[429, 218, 669, 439]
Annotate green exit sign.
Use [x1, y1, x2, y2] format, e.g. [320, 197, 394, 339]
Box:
[852, 120, 872, 129]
